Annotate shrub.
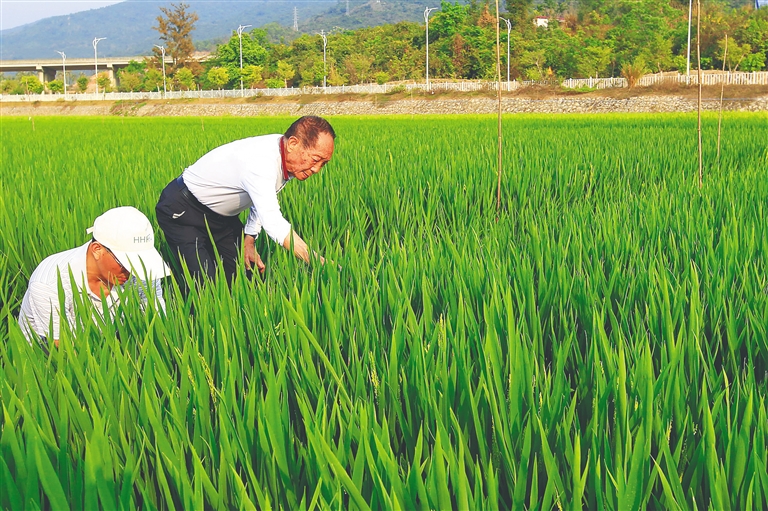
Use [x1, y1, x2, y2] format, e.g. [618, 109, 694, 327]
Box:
[621, 60, 648, 88]
[47, 79, 64, 93]
[77, 75, 89, 92]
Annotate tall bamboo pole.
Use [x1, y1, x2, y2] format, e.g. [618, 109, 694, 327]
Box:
[717, 34, 728, 166]
[696, 0, 703, 189]
[495, 0, 502, 212]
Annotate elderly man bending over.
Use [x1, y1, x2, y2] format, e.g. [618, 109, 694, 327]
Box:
[155, 115, 336, 284]
[17, 206, 169, 351]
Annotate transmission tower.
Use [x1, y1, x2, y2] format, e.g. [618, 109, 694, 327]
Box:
[346, 0, 349, 15]
[293, 7, 298, 31]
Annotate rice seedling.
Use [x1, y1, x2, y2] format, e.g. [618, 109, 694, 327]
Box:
[1, 113, 766, 509]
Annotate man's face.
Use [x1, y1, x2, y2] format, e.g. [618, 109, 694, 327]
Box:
[94, 243, 131, 286]
[285, 132, 334, 181]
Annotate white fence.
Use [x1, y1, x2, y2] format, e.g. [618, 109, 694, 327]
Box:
[638, 71, 768, 86]
[2, 71, 766, 103]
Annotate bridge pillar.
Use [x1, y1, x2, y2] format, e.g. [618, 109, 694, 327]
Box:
[107, 64, 117, 89]
[36, 65, 45, 85]
[41, 66, 58, 84]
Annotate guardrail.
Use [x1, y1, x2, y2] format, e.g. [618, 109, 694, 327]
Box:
[2, 71, 766, 103]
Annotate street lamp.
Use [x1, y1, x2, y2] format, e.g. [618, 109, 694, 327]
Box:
[499, 17, 511, 88]
[93, 37, 106, 94]
[55, 50, 67, 98]
[237, 24, 252, 96]
[316, 29, 327, 90]
[154, 44, 167, 96]
[424, 7, 437, 90]
[686, 0, 693, 81]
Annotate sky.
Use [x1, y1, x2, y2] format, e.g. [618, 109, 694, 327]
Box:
[0, 0, 124, 30]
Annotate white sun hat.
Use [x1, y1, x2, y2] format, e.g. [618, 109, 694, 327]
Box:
[87, 206, 170, 280]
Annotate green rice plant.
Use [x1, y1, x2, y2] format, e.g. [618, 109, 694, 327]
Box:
[1, 113, 767, 509]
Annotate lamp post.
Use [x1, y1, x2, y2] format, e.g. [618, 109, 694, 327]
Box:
[154, 45, 167, 96]
[237, 24, 252, 96]
[686, 0, 692, 81]
[93, 37, 106, 94]
[424, 7, 437, 90]
[316, 29, 327, 90]
[499, 17, 511, 89]
[55, 50, 67, 98]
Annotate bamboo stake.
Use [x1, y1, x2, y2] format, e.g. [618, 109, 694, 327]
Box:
[717, 34, 727, 166]
[495, 0, 502, 212]
[696, 0, 702, 189]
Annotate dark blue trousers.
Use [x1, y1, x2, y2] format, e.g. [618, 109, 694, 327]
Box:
[156, 177, 244, 285]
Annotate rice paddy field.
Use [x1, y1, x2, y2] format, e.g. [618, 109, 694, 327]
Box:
[1, 113, 767, 510]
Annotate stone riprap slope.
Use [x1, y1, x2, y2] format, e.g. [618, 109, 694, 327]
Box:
[1, 96, 766, 117]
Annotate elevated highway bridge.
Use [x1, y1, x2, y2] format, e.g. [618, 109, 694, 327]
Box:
[0, 55, 182, 87]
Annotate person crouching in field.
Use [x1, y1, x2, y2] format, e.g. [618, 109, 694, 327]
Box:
[17, 207, 169, 352]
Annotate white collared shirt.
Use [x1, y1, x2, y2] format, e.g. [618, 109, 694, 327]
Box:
[17, 242, 165, 342]
[182, 133, 293, 244]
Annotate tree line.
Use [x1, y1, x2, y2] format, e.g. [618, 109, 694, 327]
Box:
[1, 0, 765, 94]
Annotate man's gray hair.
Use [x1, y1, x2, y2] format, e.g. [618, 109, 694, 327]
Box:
[284, 116, 336, 148]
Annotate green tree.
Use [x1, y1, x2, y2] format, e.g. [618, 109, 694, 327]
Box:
[576, 42, 613, 77]
[328, 65, 347, 86]
[344, 54, 373, 84]
[607, 0, 676, 72]
[76, 75, 89, 92]
[20, 75, 44, 94]
[214, 29, 270, 87]
[118, 59, 148, 91]
[506, 0, 534, 29]
[143, 69, 164, 92]
[118, 72, 143, 92]
[241, 65, 263, 88]
[1, 78, 20, 94]
[153, 3, 198, 71]
[521, 48, 547, 80]
[175, 67, 196, 90]
[717, 37, 754, 72]
[275, 60, 295, 87]
[207, 67, 229, 89]
[124, 59, 147, 74]
[47, 79, 64, 93]
[740, 51, 766, 72]
[96, 72, 112, 93]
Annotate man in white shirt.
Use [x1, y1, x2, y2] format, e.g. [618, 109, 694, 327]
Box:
[17, 206, 170, 351]
[155, 115, 335, 284]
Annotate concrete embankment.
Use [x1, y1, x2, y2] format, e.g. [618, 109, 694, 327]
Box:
[1, 96, 766, 116]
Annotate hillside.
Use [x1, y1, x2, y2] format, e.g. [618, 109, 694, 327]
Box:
[0, 0, 434, 60]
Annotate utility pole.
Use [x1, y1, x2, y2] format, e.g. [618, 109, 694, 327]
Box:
[154, 45, 167, 96]
[424, 7, 437, 90]
[293, 7, 298, 31]
[55, 51, 67, 98]
[237, 24, 252, 96]
[93, 37, 106, 94]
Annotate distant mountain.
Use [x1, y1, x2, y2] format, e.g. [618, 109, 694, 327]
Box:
[305, 0, 427, 32]
[0, 0, 431, 60]
[0, 0, 334, 59]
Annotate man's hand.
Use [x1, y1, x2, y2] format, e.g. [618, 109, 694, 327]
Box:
[244, 234, 266, 274]
[282, 231, 341, 270]
[283, 231, 311, 263]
